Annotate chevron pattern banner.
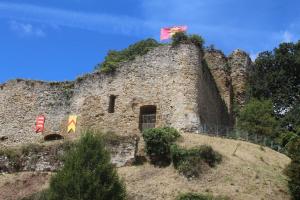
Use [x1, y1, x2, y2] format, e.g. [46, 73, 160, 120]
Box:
[67, 115, 77, 133]
[35, 115, 45, 133]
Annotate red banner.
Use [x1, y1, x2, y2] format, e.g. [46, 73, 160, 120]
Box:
[160, 26, 188, 40]
[35, 115, 45, 133]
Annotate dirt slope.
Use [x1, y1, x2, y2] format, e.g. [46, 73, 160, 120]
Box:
[118, 133, 291, 200]
[0, 172, 51, 200]
[0, 133, 291, 200]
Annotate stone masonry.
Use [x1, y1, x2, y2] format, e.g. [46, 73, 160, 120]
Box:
[0, 44, 251, 147]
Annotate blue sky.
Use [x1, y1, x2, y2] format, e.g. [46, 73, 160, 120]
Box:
[0, 0, 299, 83]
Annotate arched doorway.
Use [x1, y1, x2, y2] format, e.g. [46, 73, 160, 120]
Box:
[44, 134, 64, 141]
[139, 105, 157, 131]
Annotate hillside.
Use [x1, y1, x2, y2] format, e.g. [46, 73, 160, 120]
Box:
[0, 133, 291, 200]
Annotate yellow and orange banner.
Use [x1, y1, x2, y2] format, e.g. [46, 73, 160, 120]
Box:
[67, 115, 77, 133]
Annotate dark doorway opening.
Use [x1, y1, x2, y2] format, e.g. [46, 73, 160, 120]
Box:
[108, 95, 116, 113]
[44, 134, 64, 141]
[139, 105, 157, 132]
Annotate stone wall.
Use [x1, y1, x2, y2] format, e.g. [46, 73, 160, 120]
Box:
[203, 48, 252, 124]
[0, 44, 233, 146]
[203, 49, 233, 115]
[0, 80, 74, 145]
[198, 54, 231, 128]
[228, 49, 252, 107]
[0, 136, 137, 173]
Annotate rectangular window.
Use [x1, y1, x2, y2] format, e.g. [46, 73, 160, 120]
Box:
[108, 95, 116, 113]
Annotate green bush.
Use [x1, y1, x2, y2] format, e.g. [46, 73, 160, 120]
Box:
[21, 190, 49, 200]
[286, 160, 300, 200]
[172, 32, 189, 46]
[47, 131, 126, 200]
[280, 132, 298, 147]
[237, 99, 279, 137]
[176, 192, 229, 200]
[96, 39, 161, 72]
[142, 127, 180, 166]
[287, 137, 300, 160]
[172, 32, 204, 49]
[189, 34, 205, 49]
[171, 145, 222, 178]
[177, 157, 206, 178]
[171, 145, 222, 168]
[285, 137, 300, 200]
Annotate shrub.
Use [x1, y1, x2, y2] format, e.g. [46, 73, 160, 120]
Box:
[189, 34, 204, 48]
[171, 145, 222, 178]
[176, 192, 229, 200]
[285, 137, 300, 200]
[286, 160, 300, 200]
[287, 137, 300, 160]
[237, 99, 279, 137]
[177, 157, 206, 178]
[96, 39, 161, 72]
[171, 145, 222, 168]
[172, 32, 189, 46]
[47, 131, 126, 200]
[142, 127, 180, 166]
[280, 132, 298, 147]
[21, 190, 49, 200]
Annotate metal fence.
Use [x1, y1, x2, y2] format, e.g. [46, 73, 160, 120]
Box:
[140, 114, 156, 131]
[197, 124, 287, 154]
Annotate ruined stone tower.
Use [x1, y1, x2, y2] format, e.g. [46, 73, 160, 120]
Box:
[0, 44, 251, 146]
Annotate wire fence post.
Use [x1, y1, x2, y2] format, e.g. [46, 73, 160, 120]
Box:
[197, 123, 285, 154]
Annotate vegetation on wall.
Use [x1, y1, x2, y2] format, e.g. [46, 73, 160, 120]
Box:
[95, 39, 161, 72]
[171, 32, 205, 49]
[95, 33, 205, 73]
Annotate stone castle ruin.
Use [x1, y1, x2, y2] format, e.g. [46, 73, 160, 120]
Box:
[0, 44, 251, 146]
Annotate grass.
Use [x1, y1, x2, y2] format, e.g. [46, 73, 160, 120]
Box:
[0, 133, 292, 200]
[118, 133, 291, 200]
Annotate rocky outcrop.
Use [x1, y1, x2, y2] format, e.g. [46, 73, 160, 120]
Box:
[0, 136, 137, 173]
[203, 49, 233, 114]
[228, 49, 252, 107]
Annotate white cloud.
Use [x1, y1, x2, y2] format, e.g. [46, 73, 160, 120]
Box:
[0, 1, 298, 53]
[250, 52, 258, 61]
[0, 2, 150, 36]
[9, 20, 46, 37]
[282, 31, 294, 42]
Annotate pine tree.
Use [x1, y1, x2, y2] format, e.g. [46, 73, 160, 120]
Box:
[47, 131, 126, 200]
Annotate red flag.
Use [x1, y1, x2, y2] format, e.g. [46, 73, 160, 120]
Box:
[35, 115, 45, 133]
[160, 26, 188, 40]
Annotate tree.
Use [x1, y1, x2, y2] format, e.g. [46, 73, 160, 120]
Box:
[237, 99, 278, 137]
[280, 103, 300, 135]
[286, 137, 300, 200]
[47, 131, 126, 200]
[247, 41, 300, 114]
